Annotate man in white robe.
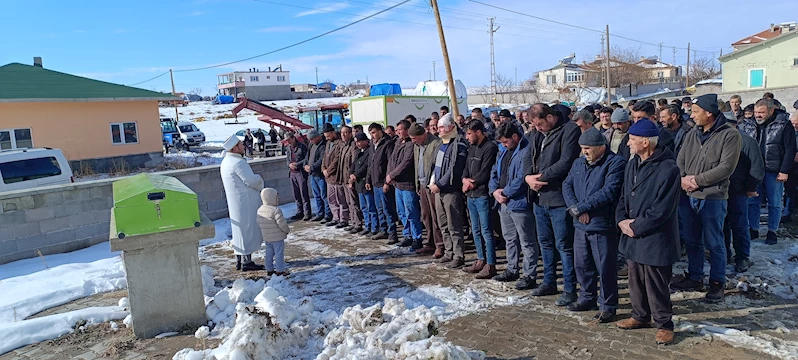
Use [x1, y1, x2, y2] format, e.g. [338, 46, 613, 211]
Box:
[220, 135, 265, 271]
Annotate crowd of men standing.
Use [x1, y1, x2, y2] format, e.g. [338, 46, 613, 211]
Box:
[282, 94, 798, 346]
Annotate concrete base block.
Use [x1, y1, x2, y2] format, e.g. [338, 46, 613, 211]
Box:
[110, 213, 214, 338]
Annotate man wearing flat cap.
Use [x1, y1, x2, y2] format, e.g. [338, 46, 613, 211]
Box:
[562, 128, 625, 323]
[672, 94, 741, 304]
[614, 119, 681, 345]
[321, 123, 349, 228]
[221, 134, 265, 271]
[286, 132, 312, 221]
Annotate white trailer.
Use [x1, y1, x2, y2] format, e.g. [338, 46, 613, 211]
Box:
[350, 95, 468, 128]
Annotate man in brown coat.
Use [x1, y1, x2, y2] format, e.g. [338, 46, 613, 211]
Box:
[322, 123, 349, 228]
[338, 125, 363, 234]
[410, 123, 443, 256]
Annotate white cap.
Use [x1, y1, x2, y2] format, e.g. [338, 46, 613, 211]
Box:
[223, 134, 240, 151]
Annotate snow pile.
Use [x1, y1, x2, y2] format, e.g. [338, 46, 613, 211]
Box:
[175, 277, 485, 360]
[0, 256, 126, 323]
[201, 265, 216, 296]
[678, 322, 798, 359]
[0, 306, 128, 355]
[118, 297, 130, 309]
[392, 285, 527, 322]
[317, 298, 484, 360]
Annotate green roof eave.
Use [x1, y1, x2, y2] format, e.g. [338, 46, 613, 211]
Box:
[0, 96, 180, 103]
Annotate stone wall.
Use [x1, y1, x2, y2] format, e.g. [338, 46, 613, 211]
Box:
[0, 156, 292, 265]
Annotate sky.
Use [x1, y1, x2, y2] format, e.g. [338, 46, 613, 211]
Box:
[2, 0, 797, 96]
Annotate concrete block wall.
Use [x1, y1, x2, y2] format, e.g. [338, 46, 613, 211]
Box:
[0, 156, 292, 265]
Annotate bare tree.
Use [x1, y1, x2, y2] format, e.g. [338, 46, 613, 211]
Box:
[189, 87, 202, 96]
[323, 78, 335, 84]
[495, 72, 515, 104]
[688, 56, 721, 84]
[591, 46, 650, 87]
[517, 74, 539, 104]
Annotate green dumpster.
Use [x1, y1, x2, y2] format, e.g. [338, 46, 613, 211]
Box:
[112, 173, 201, 238]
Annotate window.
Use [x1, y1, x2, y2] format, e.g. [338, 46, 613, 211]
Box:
[657, 71, 664, 78]
[565, 71, 583, 83]
[0, 157, 61, 184]
[277, 75, 286, 82]
[0, 128, 33, 150]
[794, 58, 798, 66]
[111, 122, 139, 144]
[266, 76, 271, 79]
[546, 74, 557, 85]
[179, 124, 198, 133]
[749, 69, 765, 88]
[250, 76, 259, 82]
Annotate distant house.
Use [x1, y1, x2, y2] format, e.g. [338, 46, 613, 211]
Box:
[720, 22, 798, 93]
[634, 57, 682, 83]
[536, 54, 601, 93]
[217, 66, 292, 101]
[0, 58, 179, 172]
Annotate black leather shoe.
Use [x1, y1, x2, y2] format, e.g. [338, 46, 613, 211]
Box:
[325, 220, 339, 227]
[530, 283, 559, 297]
[493, 271, 519, 282]
[567, 301, 599, 312]
[358, 228, 372, 236]
[515, 276, 536, 290]
[241, 262, 265, 271]
[290, 213, 304, 221]
[336, 222, 349, 229]
[593, 311, 615, 323]
[398, 237, 413, 247]
[311, 215, 324, 221]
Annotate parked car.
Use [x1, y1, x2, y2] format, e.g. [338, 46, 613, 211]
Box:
[183, 94, 203, 102]
[0, 148, 74, 193]
[160, 118, 186, 153]
[177, 122, 206, 149]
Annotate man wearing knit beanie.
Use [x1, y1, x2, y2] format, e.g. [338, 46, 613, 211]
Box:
[672, 93, 742, 304]
[615, 116, 681, 345]
[562, 127, 625, 322]
[608, 108, 631, 154]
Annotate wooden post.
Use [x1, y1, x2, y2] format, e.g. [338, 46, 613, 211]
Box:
[605, 25, 611, 106]
[430, 0, 459, 119]
[170, 69, 179, 122]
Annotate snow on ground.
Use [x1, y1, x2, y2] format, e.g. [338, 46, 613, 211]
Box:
[175, 276, 484, 360]
[0, 306, 129, 355]
[677, 321, 798, 359]
[0, 254, 125, 324]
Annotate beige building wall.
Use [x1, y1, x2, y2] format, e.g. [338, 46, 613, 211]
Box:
[721, 34, 798, 93]
[0, 100, 162, 161]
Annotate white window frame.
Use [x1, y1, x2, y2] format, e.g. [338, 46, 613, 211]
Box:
[110, 122, 139, 145]
[565, 71, 583, 83]
[250, 76, 259, 82]
[277, 75, 286, 82]
[0, 128, 34, 150]
[546, 74, 557, 85]
[748, 68, 766, 88]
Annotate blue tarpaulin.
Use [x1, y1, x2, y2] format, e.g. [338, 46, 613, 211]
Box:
[369, 83, 402, 96]
[317, 82, 337, 91]
[214, 95, 234, 104]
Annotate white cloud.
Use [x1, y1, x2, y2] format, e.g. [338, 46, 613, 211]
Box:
[294, 3, 349, 17]
[257, 26, 314, 33]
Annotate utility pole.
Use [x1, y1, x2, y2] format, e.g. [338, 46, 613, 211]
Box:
[432, 61, 436, 81]
[605, 25, 611, 106]
[169, 69, 179, 122]
[315, 67, 319, 84]
[430, 0, 459, 118]
[658, 42, 663, 61]
[488, 17, 499, 106]
[672, 47, 677, 67]
[686, 42, 691, 88]
[514, 67, 517, 86]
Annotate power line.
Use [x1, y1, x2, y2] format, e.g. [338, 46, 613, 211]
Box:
[469, 0, 720, 54]
[174, 0, 410, 72]
[128, 71, 170, 86]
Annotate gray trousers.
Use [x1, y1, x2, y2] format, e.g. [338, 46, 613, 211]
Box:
[344, 184, 362, 227]
[328, 183, 349, 222]
[499, 204, 539, 278]
[435, 192, 465, 260]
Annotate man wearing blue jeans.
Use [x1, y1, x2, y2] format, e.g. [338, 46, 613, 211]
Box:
[674, 94, 741, 303]
[525, 103, 582, 306]
[367, 123, 398, 243]
[462, 120, 498, 279]
[305, 130, 331, 222]
[351, 132, 377, 235]
[386, 118, 423, 248]
[738, 98, 796, 245]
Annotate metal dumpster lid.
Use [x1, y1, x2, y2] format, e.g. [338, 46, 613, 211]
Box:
[113, 173, 196, 203]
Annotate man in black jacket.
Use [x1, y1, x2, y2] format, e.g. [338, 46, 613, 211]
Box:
[524, 104, 581, 306]
[723, 117, 764, 273]
[305, 130, 331, 222]
[368, 123, 398, 242]
[461, 120, 499, 279]
[286, 134, 312, 220]
[738, 98, 797, 244]
[430, 114, 468, 268]
[614, 120, 681, 346]
[350, 132, 377, 236]
[617, 101, 675, 159]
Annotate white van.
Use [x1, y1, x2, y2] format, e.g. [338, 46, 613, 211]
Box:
[0, 148, 74, 193]
[177, 122, 206, 149]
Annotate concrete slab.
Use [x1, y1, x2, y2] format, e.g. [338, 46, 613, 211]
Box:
[109, 212, 213, 338]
